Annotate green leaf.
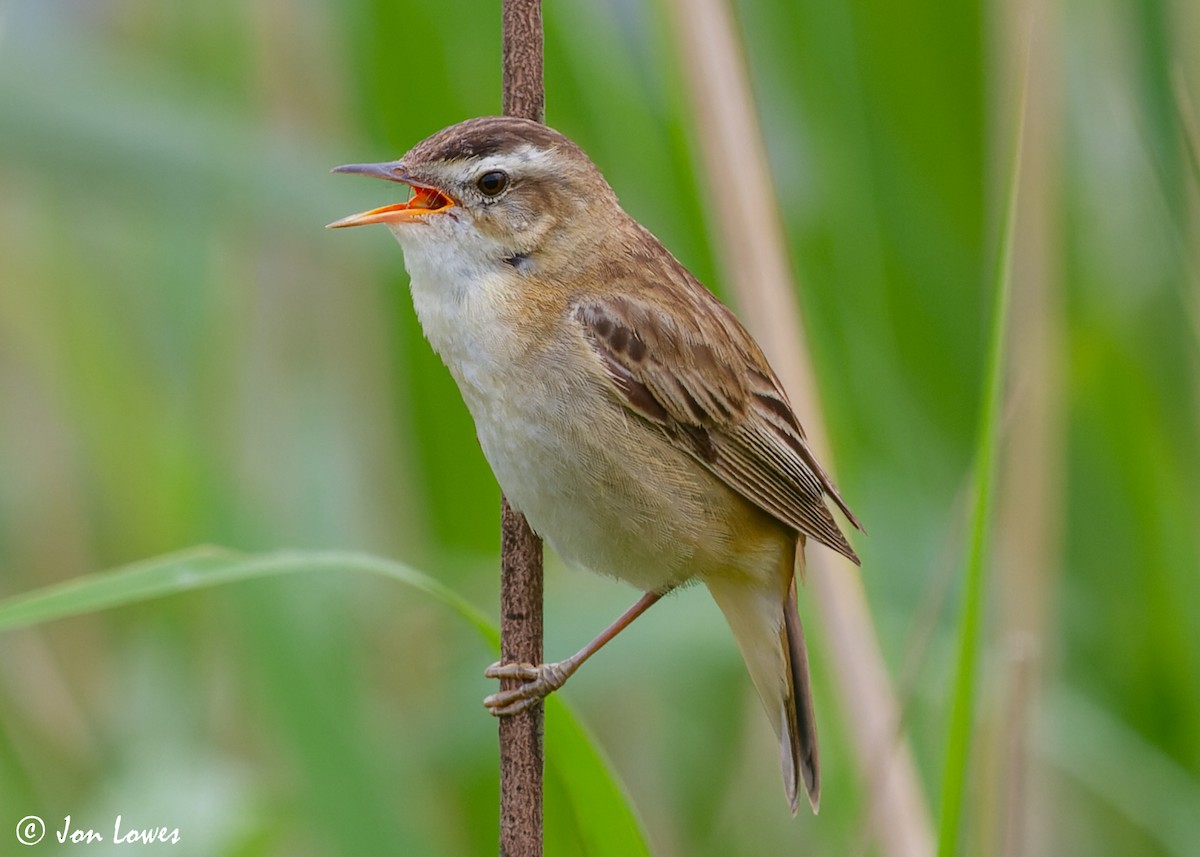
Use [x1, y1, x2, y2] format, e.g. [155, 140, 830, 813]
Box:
[934, 60, 1027, 857]
[546, 695, 653, 857]
[0, 546, 495, 642]
[0, 546, 652, 854]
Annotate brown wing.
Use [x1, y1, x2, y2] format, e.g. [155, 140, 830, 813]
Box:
[573, 292, 861, 564]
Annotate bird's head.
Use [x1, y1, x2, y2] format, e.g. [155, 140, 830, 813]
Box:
[328, 116, 620, 276]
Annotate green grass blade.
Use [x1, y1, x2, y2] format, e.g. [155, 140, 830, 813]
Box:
[546, 695, 653, 857]
[0, 547, 652, 854]
[0, 546, 496, 644]
[934, 67, 1028, 856]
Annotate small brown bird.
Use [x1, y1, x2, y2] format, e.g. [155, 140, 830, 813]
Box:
[329, 116, 860, 813]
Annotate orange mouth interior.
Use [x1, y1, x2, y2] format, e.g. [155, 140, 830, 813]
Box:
[327, 184, 455, 228]
[404, 185, 454, 212]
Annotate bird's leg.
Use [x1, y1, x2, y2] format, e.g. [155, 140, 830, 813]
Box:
[484, 590, 665, 716]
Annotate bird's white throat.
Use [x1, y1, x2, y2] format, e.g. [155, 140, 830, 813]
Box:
[387, 221, 531, 415]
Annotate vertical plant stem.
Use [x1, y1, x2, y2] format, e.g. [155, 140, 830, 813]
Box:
[499, 3, 545, 855]
[989, 8, 1064, 857]
[666, 1, 933, 854]
[935, 62, 1028, 857]
[499, 500, 544, 857]
[503, 0, 545, 123]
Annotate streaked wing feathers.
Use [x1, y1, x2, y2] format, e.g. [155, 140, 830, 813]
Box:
[573, 294, 860, 563]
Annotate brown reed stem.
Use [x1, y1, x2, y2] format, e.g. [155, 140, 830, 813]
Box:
[499, 2, 545, 855]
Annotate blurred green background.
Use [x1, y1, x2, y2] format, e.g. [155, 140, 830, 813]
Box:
[1, 0, 1197, 855]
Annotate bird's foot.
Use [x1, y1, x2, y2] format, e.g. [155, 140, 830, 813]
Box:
[484, 659, 576, 716]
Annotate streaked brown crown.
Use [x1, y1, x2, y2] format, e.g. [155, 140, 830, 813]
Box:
[404, 116, 587, 168]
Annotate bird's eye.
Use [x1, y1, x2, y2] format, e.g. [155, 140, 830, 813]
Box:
[476, 170, 509, 196]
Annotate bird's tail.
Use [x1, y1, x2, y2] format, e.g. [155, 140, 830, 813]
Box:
[705, 543, 819, 814]
[782, 574, 820, 812]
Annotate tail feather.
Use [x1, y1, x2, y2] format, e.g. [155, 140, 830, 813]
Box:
[783, 577, 820, 812]
[705, 542, 820, 815]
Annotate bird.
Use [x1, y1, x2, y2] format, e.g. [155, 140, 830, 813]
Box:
[328, 116, 861, 813]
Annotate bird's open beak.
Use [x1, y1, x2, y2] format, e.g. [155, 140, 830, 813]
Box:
[326, 161, 455, 228]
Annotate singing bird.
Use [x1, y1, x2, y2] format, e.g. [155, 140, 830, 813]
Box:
[329, 116, 861, 813]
